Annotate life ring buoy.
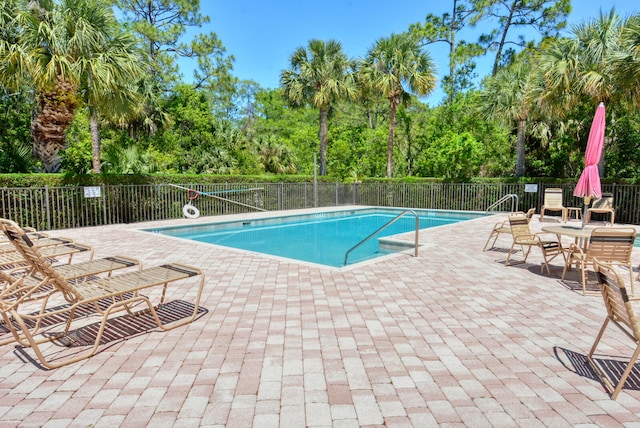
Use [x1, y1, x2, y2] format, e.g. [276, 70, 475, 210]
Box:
[183, 203, 200, 219]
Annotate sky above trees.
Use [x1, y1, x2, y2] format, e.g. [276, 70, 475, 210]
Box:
[190, 0, 639, 104]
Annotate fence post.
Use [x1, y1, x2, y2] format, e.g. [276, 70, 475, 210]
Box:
[313, 153, 318, 208]
[45, 185, 51, 230]
[352, 183, 357, 205]
[102, 185, 107, 226]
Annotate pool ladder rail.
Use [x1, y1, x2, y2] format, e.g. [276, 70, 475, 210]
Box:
[343, 209, 420, 266]
[486, 194, 519, 213]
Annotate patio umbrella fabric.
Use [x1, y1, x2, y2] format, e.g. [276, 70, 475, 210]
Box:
[574, 102, 605, 226]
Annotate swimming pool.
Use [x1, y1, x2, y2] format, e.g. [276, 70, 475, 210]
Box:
[143, 208, 488, 268]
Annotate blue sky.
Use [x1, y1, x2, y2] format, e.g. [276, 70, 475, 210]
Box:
[193, 1, 639, 104]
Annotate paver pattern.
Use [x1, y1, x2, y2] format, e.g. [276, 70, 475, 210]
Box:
[1, 207, 640, 427]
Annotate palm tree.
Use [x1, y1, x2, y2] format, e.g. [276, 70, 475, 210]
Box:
[0, 0, 76, 172]
[615, 13, 640, 106]
[280, 39, 356, 176]
[361, 33, 436, 178]
[66, 2, 144, 173]
[538, 10, 629, 116]
[102, 144, 158, 174]
[257, 137, 297, 174]
[537, 9, 627, 175]
[0, 0, 143, 173]
[480, 57, 540, 177]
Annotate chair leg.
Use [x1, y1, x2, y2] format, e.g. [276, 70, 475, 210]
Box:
[562, 253, 578, 282]
[581, 263, 589, 296]
[611, 344, 640, 399]
[562, 259, 570, 281]
[505, 243, 516, 266]
[540, 259, 551, 275]
[505, 243, 528, 266]
[483, 231, 497, 251]
[591, 317, 640, 399]
[588, 317, 609, 361]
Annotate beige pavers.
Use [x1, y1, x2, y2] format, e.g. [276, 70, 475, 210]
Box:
[1, 208, 640, 426]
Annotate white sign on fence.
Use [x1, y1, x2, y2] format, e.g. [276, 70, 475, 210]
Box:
[84, 186, 101, 198]
[524, 184, 538, 193]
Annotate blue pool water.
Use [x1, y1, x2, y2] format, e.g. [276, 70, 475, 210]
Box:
[144, 208, 487, 267]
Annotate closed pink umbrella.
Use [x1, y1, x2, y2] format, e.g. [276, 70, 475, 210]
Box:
[574, 102, 605, 227]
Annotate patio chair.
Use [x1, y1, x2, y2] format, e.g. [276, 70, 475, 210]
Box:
[0, 236, 75, 254]
[587, 258, 640, 399]
[505, 214, 565, 275]
[586, 193, 615, 226]
[0, 252, 141, 304]
[0, 242, 95, 271]
[562, 227, 636, 296]
[0, 253, 142, 346]
[540, 188, 568, 222]
[0, 218, 205, 369]
[0, 223, 142, 345]
[0, 229, 46, 242]
[483, 208, 535, 251]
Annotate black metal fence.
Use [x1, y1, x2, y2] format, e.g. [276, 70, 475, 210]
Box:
[1, 182, 639, 230]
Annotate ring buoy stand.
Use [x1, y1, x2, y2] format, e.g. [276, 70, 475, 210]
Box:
[183, 203, 200, 219]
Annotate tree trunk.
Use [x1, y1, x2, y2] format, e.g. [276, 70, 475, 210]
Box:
[319, 108, 328, 176]
[448, 0, 458, 104]
[515, 118, 526, 177]
[90, 107, 101, 173]
[386, 99, 399, 178]
[492, 0, 517, 76]
[31, 79, 77, 173]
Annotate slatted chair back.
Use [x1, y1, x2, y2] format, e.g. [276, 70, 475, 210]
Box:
[544, 188, 565, 209]
[508, 215, 531, 238]
[595, 259, 640, 337]
[588, 258, 640, 399]
[587, 193, 616, 225]
[540, 188, 568, 222]
[1, 219, 83, 302]
[591, 193, 614, 210]
[587, 227, 636, 266]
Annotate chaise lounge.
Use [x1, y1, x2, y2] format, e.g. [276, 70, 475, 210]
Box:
[0, 218, 206, 369]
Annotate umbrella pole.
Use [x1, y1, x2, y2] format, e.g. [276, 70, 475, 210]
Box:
[581, 196, 592, 229]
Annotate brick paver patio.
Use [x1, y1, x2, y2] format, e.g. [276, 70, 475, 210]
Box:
[1, 207, 640, 427]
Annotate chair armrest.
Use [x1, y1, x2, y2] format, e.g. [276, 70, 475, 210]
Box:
[513, 233, 538, 243]
[533, 232, 561, 241]
[532, 232, 564, 249]
[491, 220, 508, 229]
[564, 242, 585, 257]
[5, 265, 30, 276]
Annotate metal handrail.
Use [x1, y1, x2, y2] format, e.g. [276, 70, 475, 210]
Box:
[344, 209, 419, 266]
[486, 194, 519, 213]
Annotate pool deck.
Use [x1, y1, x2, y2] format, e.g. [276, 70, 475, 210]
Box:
[2, 207, 640, 427]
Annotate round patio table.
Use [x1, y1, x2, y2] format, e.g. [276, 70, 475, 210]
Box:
[541, 224, 596, 250]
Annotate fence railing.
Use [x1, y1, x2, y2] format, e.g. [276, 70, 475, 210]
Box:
[2, 182, 639, 230]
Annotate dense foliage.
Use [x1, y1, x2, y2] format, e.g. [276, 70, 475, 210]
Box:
[1, 0, 640, 182]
